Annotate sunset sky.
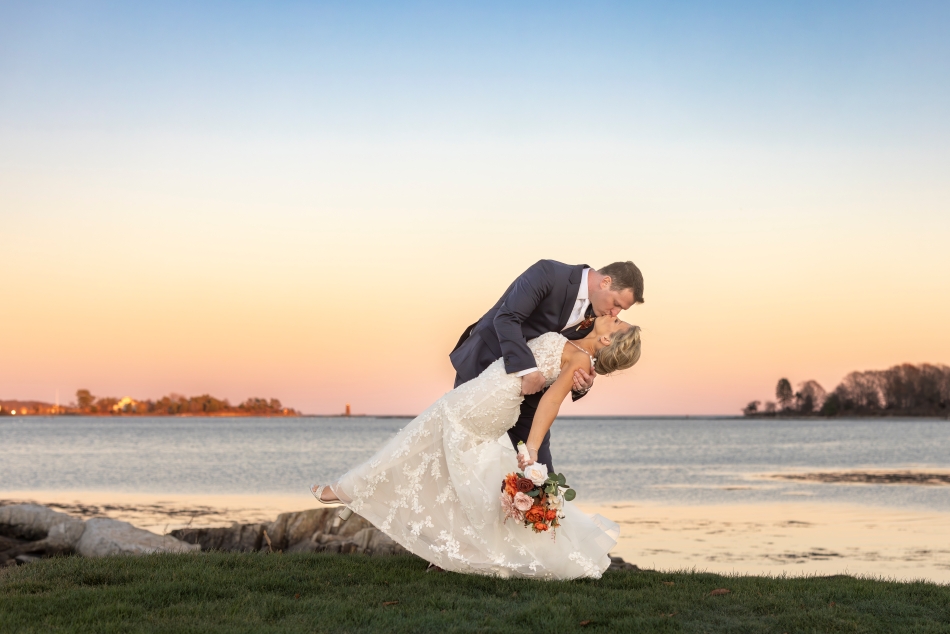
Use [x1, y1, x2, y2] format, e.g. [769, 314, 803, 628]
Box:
[2, 1, 948, 415]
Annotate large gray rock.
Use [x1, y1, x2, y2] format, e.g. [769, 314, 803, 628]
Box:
[0, 534, 25, 551]
[171, 523, 265, 552]
[169, 509, 331, 553]
[266, 508, 342, 550]
[346, 526, 406, 556]
[270, 509, 408, 556]
[169, 507, 409, 557]
[295, 526, 407, 556]
[0, 504, 84, 543]
[1, 504, 87, 563]
[372, 529, 406, 555]
[75, 518, 199, 557]
[43, 518, 87, 554]
[608, 555, 640, 572]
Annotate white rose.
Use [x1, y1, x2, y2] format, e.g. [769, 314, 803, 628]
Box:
[523, 462, 548, 487]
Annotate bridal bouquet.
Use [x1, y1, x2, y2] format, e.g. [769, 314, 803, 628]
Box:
[500, 443, 577, 535]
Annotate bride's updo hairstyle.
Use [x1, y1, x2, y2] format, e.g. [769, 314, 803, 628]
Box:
[595, 326, 642, 375]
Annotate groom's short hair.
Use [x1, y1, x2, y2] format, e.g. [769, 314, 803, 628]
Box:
[598, 261, 645, 304]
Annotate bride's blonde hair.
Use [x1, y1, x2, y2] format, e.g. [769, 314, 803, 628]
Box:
[595, 326, 642, 375]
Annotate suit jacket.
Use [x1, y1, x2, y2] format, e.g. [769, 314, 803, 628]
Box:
[450, 260, 593, 397]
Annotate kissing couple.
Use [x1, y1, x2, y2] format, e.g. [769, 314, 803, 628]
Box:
[312, 259, 644, 579]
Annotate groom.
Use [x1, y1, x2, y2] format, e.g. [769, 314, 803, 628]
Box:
[450, 260, 644, 473]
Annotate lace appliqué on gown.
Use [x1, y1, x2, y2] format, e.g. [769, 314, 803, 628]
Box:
[326, 332, 618, 579]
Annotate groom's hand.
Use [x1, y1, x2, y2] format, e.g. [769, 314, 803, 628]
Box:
[520, 371, 546, 396]
[573, 367, 595, 393]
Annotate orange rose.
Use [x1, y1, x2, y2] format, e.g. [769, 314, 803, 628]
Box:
[525, 507, 545, 523]
[545, 509, 557, 521]
[534, 522, 548, 531]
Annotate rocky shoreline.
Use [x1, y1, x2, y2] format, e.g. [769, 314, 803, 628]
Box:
[0, 504, 199, 566]
[769, 471, 950, 485]
[170, 507, 410, 556]
[1, 503, 637, 572]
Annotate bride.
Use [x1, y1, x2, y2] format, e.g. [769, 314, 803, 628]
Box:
[311, 316, 642, 579]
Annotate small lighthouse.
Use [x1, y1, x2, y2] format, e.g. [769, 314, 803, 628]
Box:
[345, 403, 351, 416]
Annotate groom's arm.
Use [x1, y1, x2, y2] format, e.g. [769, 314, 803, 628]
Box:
[493, 260, 556, 375]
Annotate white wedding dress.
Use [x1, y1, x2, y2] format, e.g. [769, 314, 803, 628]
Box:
[321, 332, 619, 579]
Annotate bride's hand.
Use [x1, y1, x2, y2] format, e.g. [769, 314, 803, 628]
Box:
[517, 446, 539, 470]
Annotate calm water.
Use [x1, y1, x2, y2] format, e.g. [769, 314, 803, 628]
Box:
[2, 416, 949, 511]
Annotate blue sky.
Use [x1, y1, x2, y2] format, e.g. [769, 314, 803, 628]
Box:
[4, 1, 947, 145]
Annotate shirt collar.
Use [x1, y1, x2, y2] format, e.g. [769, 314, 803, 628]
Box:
[578, 268, 590, 301]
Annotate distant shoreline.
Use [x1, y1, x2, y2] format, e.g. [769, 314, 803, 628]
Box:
[0, 393, 298, 418]
[0, 412, 300, 418]
[742, 412, 950, 420]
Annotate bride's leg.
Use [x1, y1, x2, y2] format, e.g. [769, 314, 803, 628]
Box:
[311, 484, 339, 503]
[310, 483, 354, 529]
[310, 483, 353, 504]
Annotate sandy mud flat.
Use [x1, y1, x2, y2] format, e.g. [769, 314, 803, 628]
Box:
[579, 501, 950, 584]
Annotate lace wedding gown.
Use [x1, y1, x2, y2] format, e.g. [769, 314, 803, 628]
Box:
[320, 332, 619, 579]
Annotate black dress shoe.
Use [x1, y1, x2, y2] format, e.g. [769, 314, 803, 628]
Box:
[425, 563, 445, 573]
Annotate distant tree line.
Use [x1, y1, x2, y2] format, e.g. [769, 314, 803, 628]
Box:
[73, 390, 297, 416]
[743, 363, 950, 417]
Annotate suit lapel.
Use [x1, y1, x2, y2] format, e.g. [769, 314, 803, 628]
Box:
[558, 264, 590, 329]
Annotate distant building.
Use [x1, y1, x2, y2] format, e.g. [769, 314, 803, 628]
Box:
[0, 400, 66, 415]
[112, 397, 138, 413]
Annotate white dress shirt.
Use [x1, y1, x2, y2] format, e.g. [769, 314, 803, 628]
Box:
[516, 268, 591, 377]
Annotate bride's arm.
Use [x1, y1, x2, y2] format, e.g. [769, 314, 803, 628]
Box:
[524, 355, 589, 462]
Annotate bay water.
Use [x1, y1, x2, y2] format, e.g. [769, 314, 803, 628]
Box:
[3, 416, 948, 512]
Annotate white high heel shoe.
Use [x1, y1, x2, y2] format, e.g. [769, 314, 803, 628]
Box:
[310, 484, 353, 529]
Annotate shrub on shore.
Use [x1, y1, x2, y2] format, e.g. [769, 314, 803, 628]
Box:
[744, 363, 950, 418]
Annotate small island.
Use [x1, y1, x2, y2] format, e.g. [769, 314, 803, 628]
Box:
[0, 390, 298, 417]
[743, 362, 950, 418]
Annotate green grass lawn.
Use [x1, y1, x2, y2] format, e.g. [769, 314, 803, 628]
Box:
[1, 553, 948, 633]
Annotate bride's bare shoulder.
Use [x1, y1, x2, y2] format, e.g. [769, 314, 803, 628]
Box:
[559, 341, 590, 369]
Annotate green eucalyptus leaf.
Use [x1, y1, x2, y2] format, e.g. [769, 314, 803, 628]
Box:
[557, 474, 566, 486]
[527, 489, 540, 497]
[563, 489, 576, 501]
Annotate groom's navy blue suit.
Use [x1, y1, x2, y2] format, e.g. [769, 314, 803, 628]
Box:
[450, 260, 596, 473]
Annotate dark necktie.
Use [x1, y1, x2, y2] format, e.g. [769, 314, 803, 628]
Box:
[563, 303, 595, 341]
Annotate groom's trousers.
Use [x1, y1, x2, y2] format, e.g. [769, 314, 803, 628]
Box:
[506, 398, 555, 474]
